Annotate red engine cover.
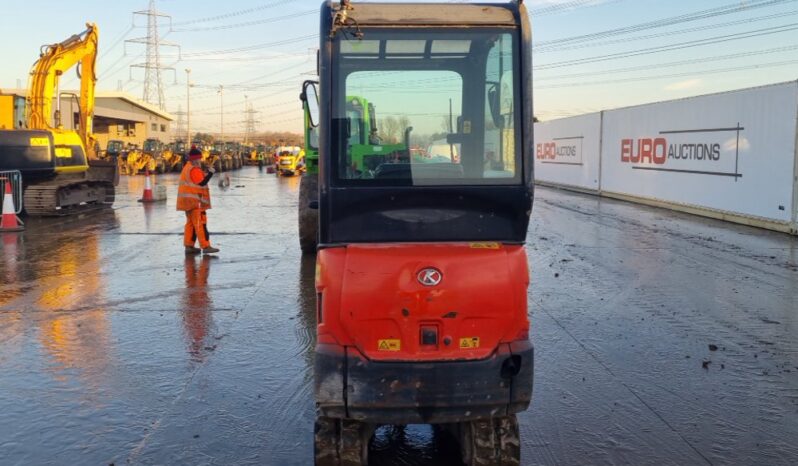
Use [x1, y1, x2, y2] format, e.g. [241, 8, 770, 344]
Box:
[316, 243, 530, 362]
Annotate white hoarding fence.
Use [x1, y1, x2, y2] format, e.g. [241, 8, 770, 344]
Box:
[534, 81, 798, 235]
[533, 112, 602, 191]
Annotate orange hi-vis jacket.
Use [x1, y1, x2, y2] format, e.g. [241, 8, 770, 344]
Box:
[177, 163, 211, 211]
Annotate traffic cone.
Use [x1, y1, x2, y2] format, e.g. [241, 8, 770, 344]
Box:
[0, 180, 24, 232]
[138, 170, 155, 203]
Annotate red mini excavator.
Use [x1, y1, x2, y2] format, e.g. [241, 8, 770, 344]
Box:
[304, 2, 535, 464]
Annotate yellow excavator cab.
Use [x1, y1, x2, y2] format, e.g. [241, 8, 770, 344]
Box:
[51, 129, 89, 174]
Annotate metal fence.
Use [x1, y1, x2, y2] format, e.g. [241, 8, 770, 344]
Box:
[0, 170, 23, 214]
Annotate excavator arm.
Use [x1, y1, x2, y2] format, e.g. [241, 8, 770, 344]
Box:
[26, 23, 98, 156]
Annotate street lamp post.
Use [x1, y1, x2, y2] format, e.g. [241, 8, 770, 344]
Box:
[185, 69, 191, 144]
[218, 85, 224, 143]
[244, 94, 248, 145]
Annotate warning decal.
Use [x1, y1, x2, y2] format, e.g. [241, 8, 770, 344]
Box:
[54, 147, 72, 158]
[377, 339, 401, 351]
[469, 242, 501, 249]
[29, 137, 49, 147]
[459, 337, 480, 349]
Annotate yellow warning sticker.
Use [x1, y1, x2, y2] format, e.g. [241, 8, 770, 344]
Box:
[469, 242, 501, 249]
[460, 337, 480, 349]
[54, 147, 73, 158]
[377, 339, 401, 351]
[30, 137, 49, 147]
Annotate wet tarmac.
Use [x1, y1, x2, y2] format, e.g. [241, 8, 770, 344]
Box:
[1, 169, 797, 465]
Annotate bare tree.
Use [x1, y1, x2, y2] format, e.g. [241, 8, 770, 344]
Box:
[379, 116, 401, 143]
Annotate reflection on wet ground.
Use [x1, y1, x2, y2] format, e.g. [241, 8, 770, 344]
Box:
[0, 169, 797, 465]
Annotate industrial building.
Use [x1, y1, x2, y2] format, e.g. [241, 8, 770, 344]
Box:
[0, 89, 173, 149]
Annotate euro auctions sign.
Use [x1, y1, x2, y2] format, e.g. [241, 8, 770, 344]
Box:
[619, 125, 744, 179]
[600, 81, 798, 224]
[536, 137, 583, 165]
[534, 112, 602, 191]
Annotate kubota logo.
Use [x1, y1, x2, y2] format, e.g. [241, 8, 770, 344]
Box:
[417, 268, 442, 286]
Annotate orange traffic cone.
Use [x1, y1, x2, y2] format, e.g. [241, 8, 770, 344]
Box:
[138, 170, 155, 203]
[0, 180, 24, 232]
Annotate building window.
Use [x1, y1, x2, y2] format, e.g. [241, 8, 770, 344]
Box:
[160, 124, 166, 132]
[117, 123, 134, 136]
[151, 123, 157, 131]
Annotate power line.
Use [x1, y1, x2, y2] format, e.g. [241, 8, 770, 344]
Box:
[179, 34, 316, 57]
[171, 0, 295, 26]
[535, 43, 798, 81]
[171, 9, 316, 32]
[535, 58, 798, 90]
[530, 0, 625, 16]
[99, 51, 144, 81]
[535, 9, 798, 54]
[536, 22, 798, 70]
[125, 0, 180, 109]
[534, 0, 795, 49]
[100, 25, 136, 59]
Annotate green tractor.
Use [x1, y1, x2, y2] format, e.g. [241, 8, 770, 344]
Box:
[344, 95, 407, 175]
[298, 90, 407, 253]
[298, 82, 320, 253]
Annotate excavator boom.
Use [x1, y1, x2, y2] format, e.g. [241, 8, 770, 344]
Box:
[27, 23, 98, 155]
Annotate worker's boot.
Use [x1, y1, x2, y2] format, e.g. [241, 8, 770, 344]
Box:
[185, 246, 201, 254]
[202, 246, 220, 254]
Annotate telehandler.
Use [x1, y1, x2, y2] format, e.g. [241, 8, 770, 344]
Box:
[307, 1, 534, 465]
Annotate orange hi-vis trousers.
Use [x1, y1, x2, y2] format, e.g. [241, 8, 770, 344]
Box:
[184, 209, 210, 249]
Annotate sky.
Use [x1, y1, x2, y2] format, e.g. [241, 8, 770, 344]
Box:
[1, 0, 797, 137]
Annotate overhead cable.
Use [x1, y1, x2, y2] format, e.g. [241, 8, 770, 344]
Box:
[536, 22, 798, 70]
[534, 0, 795, 48]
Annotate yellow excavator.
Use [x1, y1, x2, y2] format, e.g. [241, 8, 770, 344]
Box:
[0, 23, 117, 215]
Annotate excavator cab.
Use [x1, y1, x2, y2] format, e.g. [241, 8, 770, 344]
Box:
[311, 2, 533, 465]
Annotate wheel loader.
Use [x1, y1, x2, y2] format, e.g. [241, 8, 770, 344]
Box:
[207, 141, 226, 172]
[124, 147, 156, 175]
[140, 138, 168, 173]
[223, 141, 242, 170]
[143, 138, 181, 173]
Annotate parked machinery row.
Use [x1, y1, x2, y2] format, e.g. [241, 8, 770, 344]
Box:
[107, 138, 256, 175]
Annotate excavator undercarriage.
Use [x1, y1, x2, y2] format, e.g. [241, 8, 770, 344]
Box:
[21, 160, 117, 216]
